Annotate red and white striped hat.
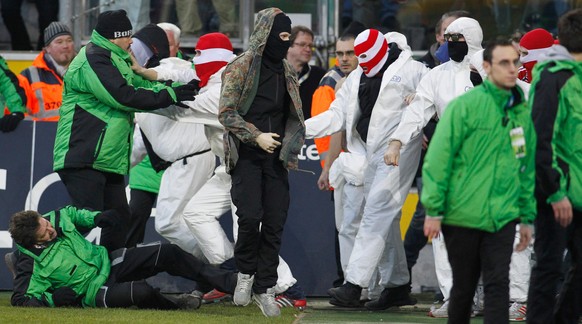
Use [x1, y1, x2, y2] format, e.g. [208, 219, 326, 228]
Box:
[193, 32, 235, 87]
[354, 29, 389, 77]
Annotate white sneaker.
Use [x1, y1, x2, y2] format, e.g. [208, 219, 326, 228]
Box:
[233, 273, 254, 306]
[429, 300, 449, 318]
[509, 302, 527, 321]
[253, 288, 281, 317]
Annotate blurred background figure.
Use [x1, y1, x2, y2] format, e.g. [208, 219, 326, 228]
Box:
[0, 0, 59, 50]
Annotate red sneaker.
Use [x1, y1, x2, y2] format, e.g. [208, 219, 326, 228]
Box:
[275, 294, 307, 310]
[202, 289, 232, 304]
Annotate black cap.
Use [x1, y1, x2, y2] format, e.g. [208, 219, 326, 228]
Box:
[95, 10, 133, 39]
[133, 24, 170, 60]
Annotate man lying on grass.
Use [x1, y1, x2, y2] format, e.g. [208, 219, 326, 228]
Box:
[8, 206, 238, 309]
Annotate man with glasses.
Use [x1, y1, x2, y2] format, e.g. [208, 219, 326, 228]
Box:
[286, 25, 326, 119]
[421, 38, 535, 324]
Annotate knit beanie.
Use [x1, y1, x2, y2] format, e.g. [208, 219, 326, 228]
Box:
[133, 24, 170, 61]
[95, 10, 133, 39]
[44, 22, 72, 46]
[192, 32, 235, 87]
[519, 28, 554, 51]
[518, 28, 554, 82]
[354, 29, 388, 77]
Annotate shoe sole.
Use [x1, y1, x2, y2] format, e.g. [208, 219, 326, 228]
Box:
[365, 297, 417, 311]
[329, 297, 365, 308]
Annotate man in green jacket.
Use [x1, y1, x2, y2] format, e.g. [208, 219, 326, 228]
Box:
[52, 10, 198, 252]
[9, 206, 237, 309]
[422, 39, 536, 323]
[527, 9, 582, 324]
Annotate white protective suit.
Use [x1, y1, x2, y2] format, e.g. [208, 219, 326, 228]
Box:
[134, 110, 214, 258]
[306, 32, 429, 289]
[154, 60, 298, 293]
[390, 19, 531, 303]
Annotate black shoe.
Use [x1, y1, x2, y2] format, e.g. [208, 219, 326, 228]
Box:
[327, 282, 362, 308]
[166, 291, 202, 310]
[364, 285, 417, 311]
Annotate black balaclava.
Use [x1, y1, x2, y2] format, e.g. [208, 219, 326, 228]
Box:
[263, 13, 292, 62]
[448, 41, 469, 62]
[470, 71, 483, 86]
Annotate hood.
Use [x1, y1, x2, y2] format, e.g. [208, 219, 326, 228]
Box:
[470, 49, 486, 79]
[384, 31, 411, 52]
[248, 7, 284, 55]
[445, 17, 483, 61]
[537, 44, 574, 62]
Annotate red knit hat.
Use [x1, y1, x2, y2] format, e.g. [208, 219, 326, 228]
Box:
[193, 33, 235, 87]
[519, 28, 554, 51]
[354, 29, 388, 77]
[518, 28, 554, 83]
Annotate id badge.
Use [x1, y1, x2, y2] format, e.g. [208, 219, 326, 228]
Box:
[510, 127, 526, 159]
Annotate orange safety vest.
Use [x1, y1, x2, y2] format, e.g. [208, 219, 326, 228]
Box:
[311, 66, 344, 168]
[17, 51, 63, 121]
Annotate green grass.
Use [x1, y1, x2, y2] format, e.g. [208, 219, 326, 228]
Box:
[0, 292, 486, 323]
[0, 292, 299, 323]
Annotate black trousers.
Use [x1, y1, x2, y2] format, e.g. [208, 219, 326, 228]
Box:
[231, 147, 289, 294]
[57, 168, 130, 252]
[0, 0, 59, 50]
[125, 189, 158, 248]
[442, 221, 516, 324]
[528, 203, 582, 324]
[94, 243, 237, 309]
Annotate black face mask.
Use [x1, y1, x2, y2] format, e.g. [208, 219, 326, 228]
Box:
[263, 13, 292, 62]
[263, 33, 290, 61]
[470, 71, 483, 86]
[448, 41, 469, 62]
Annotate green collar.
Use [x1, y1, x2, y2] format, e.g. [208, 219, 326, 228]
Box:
[90, 30, 131, 63]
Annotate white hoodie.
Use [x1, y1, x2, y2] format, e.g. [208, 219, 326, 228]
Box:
[389, 17, 484, 145]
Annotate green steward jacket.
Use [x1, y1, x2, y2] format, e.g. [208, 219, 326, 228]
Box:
[422, 79, 537, 232]
[0, 55, 26, 113]
[53, 30, 180, 175]
[16, 206, 110, 307]
[530, 59, 582, 210]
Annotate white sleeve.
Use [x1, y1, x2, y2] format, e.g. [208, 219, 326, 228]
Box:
[171, 82, 222, 128]
[131, 124, 147, 168]
[390, 72, 437, 145]
[305, 73, 353, 139]
[152, 57, 197, 83]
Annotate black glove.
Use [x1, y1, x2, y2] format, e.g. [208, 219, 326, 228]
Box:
[52, 287, 78, 307]
[173, 83, 198, 108]
[0, 112, 24, 132]
[94, 209, 120, 228]
[187, 79, 201, 91]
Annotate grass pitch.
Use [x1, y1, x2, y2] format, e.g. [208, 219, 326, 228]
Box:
[0, 291, 486, 323]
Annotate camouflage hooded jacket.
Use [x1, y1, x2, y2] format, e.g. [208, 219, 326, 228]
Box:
[218, 7, 305, 173]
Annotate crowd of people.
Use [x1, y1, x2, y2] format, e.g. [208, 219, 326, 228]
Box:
[0, 4, 581, 323]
